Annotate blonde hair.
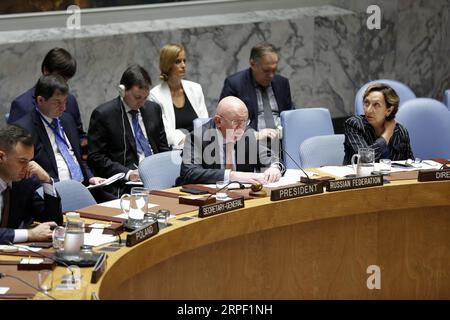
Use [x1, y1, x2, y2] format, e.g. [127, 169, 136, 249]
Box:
[159, 43, 185, 81]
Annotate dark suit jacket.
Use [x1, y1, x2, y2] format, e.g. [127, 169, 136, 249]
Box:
[219, 68, 293, 130]
[8, 86, 85, 138]
[0, 177, 62, 244]
[176, 119, 282, 185]
[13, 109, 93, 183]
[87, 97, 170, 178]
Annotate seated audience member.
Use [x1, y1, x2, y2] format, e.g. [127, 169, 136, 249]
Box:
[176, 96, 284, 185]
[150, 43, 209, 149]
[13, 75, 114, 203]
[9, 47, 86, 140]
[0, 125, 62, 244]
[88, 64, 170, 195]
[343, 83, 414, 164]
[219, 42, 293, 141]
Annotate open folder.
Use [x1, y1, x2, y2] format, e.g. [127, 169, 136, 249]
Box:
[87, 172, 125, 189]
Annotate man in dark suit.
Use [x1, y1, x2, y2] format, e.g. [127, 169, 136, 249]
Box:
[88, 65, 170, 195]
[0, 125, 62, 244]
[219, 42, 293, 141]
[8, 48, 85, 140]
[13, 75, 113, 203]
[176, 96, 284, 185]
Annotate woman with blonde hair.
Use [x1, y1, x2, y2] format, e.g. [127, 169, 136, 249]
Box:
[150, 43, 208, 149]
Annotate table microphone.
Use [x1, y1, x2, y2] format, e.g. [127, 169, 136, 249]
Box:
[282, 149, 312, 183]
[0, 272, 57, 300]
[206, 181, 246, 200]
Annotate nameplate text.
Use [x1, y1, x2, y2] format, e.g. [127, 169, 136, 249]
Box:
[126, 221, 159, 247]
[418, 169, 450, 182]
[326, 175, 383, 192]
[198, 197, 244, 218]
[270, 182, 324, 201]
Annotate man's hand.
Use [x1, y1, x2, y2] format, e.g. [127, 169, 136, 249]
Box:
[27, 222, 58, 242]
[229, 171, 266, 184]
[128, 170, 141, 182]
[24, 161, 52, 184]
[263, 166, 281, 183]
[255, 128, 279, 140]
[89, 177, 106, 185]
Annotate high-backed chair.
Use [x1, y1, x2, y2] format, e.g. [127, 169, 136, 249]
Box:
[193, 117, 211, 128]
[299, 134, 345, 168]
[396, 98, 450, 159]
[281, 108, 334, 169]
[139, 150, 182, 190]
[444, 89, 450, 109]
[54, 180, 96, 211]
[354, 79, 416, 115]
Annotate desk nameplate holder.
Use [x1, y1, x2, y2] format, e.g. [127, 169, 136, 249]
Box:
[270, 182, 324, 201]
[90, 253, 107, 284]
[325, 175, 383, 192]
[418, 169, 450, 182]
[198, 196, 245, 218]
[126, 221, 159, 247]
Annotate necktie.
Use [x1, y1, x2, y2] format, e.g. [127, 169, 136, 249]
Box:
[225, 143, 234, 170]
[260, 86, 276, 129]
[129, 110, 153, 157]
[1, 187, 11, 227]
[51, 119, 84, 182]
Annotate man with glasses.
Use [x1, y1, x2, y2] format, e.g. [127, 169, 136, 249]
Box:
[176, 96, 284, 185]
[219, 42, 293, 141]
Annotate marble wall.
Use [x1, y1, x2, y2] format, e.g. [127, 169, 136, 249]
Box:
[0, 1, 449, 130]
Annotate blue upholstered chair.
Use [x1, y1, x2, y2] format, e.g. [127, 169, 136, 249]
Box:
[54, 180, 97, 211]
[193, 117, 211, 128]
[396, 98, 450, 159]
[138, 150, 182, 190]
[281, 108, 334, 169]
[444, 89, 450, 109]
[354, 79, 416, 115]
[299, 134, 345, 168]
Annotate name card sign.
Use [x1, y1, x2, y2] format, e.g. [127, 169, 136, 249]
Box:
[418, 169, 450, 182]
[198, 197, 244, 218]
[326, 175, 383, 192]
[126, 221, 159, 247]
[90, 253, 107, 284]
[270, 182, 324, 201]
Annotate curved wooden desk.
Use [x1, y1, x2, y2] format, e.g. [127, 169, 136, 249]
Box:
[88, 179, 450, 299]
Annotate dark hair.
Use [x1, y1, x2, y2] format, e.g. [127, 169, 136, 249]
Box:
[363, 83, 400, 120]
[120, 64, 152, 90]
[35, 74, 69, 101]
[41, 48, 77, 80]
[250, 42, 278, 63]
[0, 125, 34, 153]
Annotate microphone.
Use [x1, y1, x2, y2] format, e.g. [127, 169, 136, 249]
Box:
[206, 180, 246, 200]
[7, 242, 75, 284]
[0, 272, 57, 300]
[282, 149, 312, 183]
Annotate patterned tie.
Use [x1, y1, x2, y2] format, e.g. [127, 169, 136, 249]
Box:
[1, 187, 11, 227]
[51, 119, 84, 182]
[129, 110, 153, 157]
[260, 86, 276, 129]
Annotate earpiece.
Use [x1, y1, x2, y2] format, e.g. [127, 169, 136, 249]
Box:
[118, 84, 126, 98]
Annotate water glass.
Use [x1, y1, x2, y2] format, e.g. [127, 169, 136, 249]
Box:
[38, 269, 53, 293]
[52, 226, 66, 250]
[379, 159, 392, 174]
[215, 180, 228, 201]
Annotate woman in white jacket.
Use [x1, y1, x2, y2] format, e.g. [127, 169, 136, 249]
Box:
[149, 43, 209, 149]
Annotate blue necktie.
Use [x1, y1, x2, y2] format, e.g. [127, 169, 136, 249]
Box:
[51, 119, 84, 182]
[129, 110, 153, 157]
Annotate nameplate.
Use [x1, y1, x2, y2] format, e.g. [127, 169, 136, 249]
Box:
[326, 175, 383, 192]
[198, 197, 245, 218]
[126, 221, 159, 247]
[418, 169, 450, 182]
[90, 253, 107, 284]
[270, 182, 324, 201]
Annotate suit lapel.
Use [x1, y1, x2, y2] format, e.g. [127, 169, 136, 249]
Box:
[31, 110, 59, 176]
[117, 99, 138, 155]
[140, 104, 157, 153]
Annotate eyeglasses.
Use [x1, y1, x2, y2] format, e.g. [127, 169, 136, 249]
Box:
[218, 115, 250, 127]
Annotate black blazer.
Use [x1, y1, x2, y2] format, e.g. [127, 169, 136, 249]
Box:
[176, 119, 282, 185]
[0, 177, 62, 244]
[87, 97, 170, 178]
[13, 109, 93, 183]
[219, 68, 293, 130]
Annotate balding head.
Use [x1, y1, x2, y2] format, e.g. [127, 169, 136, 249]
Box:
[214, 96, 250, 142]
[216, 96, 248, 117]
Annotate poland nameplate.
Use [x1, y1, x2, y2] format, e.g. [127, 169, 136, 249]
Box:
[198, 197, 245, 218]
[270, 182, 324, 201]
[326, 175, 383, 192]
[126, 221, 159, 247]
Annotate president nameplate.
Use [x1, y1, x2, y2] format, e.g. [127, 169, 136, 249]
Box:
[270, 182, 324, 201]
[126, 221, 159, 247]
[198, 197, 244, 218]
[326, 175, 383, 192]
[418, 169, 450, 182]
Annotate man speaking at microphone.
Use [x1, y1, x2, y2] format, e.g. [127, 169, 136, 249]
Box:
[176, 96, 284, 185]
